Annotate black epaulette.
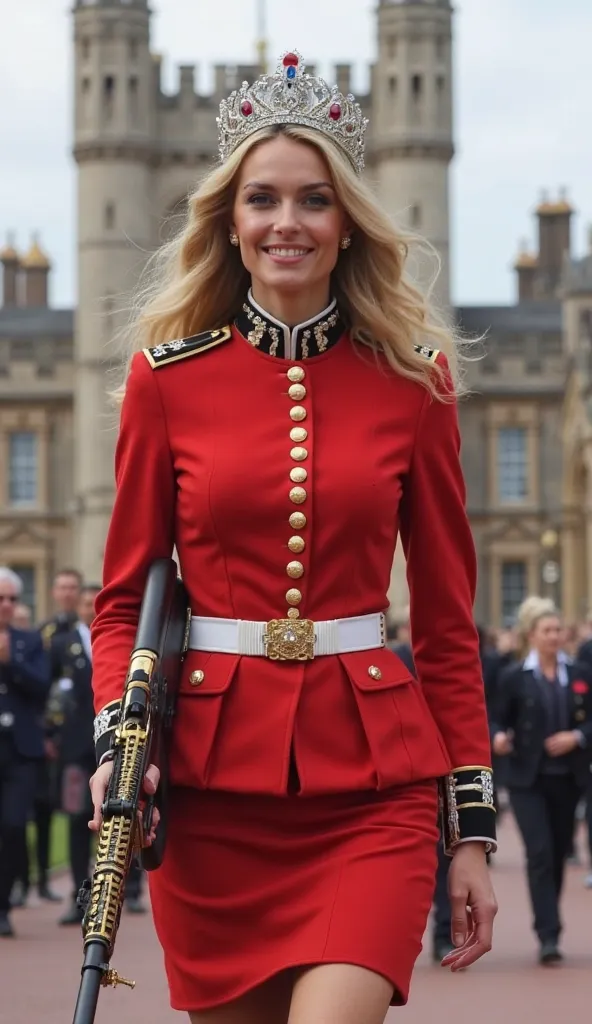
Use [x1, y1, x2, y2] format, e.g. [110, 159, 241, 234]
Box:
[414, 343, 440, 363]
[143, 326, 232, 369]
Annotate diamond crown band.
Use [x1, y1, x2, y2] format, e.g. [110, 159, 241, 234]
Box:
[217, 50, 368, 174]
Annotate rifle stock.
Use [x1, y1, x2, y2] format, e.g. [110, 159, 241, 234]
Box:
[72, 558, 190, 1024]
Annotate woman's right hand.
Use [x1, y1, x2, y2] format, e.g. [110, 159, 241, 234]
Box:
[88, 761, 161, 844]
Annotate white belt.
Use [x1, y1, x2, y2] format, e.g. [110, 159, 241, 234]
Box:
[188, 612, 386, 660]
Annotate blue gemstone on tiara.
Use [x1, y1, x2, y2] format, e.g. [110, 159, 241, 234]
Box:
[286, 65, 297, 80]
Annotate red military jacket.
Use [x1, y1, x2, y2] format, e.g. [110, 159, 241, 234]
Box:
[92, 298, 494, 841]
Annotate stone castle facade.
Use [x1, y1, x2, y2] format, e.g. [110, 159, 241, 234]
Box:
[0, 0, 591, 627]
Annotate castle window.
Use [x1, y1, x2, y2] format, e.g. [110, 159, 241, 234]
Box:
[129, 76, 139, 120]
[436, 36, 446, 62]
[387, 35, 397, 59]
[501, 561, 527, 627]
[8, 432, 38, 506]
[129, 38, 138, 61]
[410, 74, 423, 125]
[81, 38, 90, 61]
[388, 76, 397, 97]
[104, 202, 116, 230]
[81, 77, 91, 94]
[436, 75, 446, 122]
[497, 426, 527, 502]
[410, 204, 421, 228]
[104, 74, 115, 119]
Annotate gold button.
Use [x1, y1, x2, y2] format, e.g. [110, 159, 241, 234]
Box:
[288, 536, 305, 553]
[290, 467, 307, 483]
[287, 366, 305, 382]
[288, 383, 307, 401]
[190, 670, 205, 687]
[368, 666, 382, 681]
[290, 406, 307, 422]
[286, 588, 302, 606]
[289, 486, 307, 504]
[290, 446, 308, 462]
[287, 607, 300, 619]
[290, 426, 308, 442]
[287, 560, 304, 579]
[289, 511, 307, 529]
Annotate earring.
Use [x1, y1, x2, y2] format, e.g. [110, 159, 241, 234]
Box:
[340, 236, 351, 250]
[229, 232, 239, 247]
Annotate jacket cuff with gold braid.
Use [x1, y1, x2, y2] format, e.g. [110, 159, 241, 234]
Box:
[93, 699, 122, 765]
[439, 766, 497, 855]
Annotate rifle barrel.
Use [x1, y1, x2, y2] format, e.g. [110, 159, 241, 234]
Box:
[72, 941, 107, 1024]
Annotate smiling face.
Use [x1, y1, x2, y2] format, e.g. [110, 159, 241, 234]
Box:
[530, 614, 562, 659]
[231, 134, 349, 321]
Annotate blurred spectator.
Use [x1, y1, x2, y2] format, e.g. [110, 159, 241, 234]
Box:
[13, 604, 32, 630]
[386, 608, 414, 674]
[0, 567, 51, 937]
[14, 568, 83, 906]
[493, 600, 592, 965]
[52, 584, 100, 925]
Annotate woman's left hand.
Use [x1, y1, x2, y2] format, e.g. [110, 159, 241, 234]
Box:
[441, 841, 498, 971]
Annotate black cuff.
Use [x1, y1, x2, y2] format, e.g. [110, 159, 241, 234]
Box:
[439, 766, 497, 856]
[93, 699, 121, 765]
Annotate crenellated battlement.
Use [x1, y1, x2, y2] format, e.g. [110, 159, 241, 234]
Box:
[154, 60, 371, 110]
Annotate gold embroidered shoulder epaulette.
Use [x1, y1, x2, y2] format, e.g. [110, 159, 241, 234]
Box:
[414, 343, 440, 363]
[143, 326, 232, 369]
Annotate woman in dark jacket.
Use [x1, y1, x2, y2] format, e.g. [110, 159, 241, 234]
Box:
[493, 605, 592, 964]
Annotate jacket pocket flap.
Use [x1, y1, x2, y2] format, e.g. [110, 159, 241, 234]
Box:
[179, 651, 240, 695]
[338, 648, 415, 691]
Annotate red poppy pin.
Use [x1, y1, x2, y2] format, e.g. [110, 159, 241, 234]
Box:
[572, 680, 589, 695]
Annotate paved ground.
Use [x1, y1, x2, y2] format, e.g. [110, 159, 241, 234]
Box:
[3, 813, 591, 1023]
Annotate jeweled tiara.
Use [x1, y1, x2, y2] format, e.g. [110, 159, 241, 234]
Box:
[217, 51, 369, 174]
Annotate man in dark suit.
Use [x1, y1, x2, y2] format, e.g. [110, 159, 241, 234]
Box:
[51, 584, 98, 924]
[16, 567, 83, 906]
[493, 627, 592, 964]
[0, 567, 51, 937]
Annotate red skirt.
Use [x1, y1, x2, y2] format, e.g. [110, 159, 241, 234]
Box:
[149, 780, 440, 1011]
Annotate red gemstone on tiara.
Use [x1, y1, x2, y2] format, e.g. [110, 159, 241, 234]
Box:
[241, 100, 253, 116]
[283, 53, 299, 67]
[329, 102, 342, 120]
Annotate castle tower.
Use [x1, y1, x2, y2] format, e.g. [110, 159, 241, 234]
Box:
[73, 0, 154, 580]
[373, 0, 454, 311]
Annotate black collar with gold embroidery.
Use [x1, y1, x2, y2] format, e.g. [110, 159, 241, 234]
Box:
[234, 291, 344, 360]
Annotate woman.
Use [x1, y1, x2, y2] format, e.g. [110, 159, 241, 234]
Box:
[493, 599, 592, 964]
[89, 53, 497, 1023]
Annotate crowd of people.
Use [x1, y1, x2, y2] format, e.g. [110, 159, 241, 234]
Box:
[388, 598, 592, 965]
[0, 566, 145, 939]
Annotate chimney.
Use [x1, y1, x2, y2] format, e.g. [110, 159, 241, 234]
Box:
[21, 235, 51, 307]
[536, 188, 573, 297]
[514, 239, 538, 302]
[0, 234, 20, 307]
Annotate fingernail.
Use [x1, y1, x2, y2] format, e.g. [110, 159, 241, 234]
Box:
[454, 934, 464, 946]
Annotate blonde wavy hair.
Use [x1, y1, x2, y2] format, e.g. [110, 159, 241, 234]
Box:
[113, 124, 465, 404]
[515, 596, 558, 658]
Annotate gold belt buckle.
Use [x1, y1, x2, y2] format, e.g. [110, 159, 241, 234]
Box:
[263, 618, 316, 660]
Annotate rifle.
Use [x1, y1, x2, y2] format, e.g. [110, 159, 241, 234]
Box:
[72, 558, 190, 1024]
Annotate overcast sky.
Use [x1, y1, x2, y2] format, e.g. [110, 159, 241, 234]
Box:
[0, 0, 590, 309]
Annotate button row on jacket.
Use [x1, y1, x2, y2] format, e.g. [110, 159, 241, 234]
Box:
[285, 366, 308, 617]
